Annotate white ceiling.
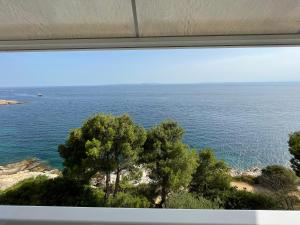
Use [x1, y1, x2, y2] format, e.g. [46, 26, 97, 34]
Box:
[0, 0, 300, 49]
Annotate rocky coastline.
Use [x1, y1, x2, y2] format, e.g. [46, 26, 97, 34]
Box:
[0, 158, 262, 191]
[230, 167, 262, 177]
[0, 159, 60, 190]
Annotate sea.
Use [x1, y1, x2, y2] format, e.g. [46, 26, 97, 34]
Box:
[1, 82, 300, 170]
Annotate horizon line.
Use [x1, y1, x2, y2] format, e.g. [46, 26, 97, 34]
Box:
[0, 80, 300, 88]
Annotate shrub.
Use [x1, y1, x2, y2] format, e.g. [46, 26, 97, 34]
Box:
[106, 192, 151, 208]
[257, 165, 298, 192]
[164, 192, 220, 209]
[223, 189, 280, 210]
[256, 165, 299, 209]
[127, 183, 157, 205]
[0, 176, 49, 205]
[0, 176, 105, 207]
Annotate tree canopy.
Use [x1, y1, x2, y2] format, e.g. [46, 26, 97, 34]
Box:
[59, 114, 146, 198]
[1, 113, 298, 210]
[288, 131, 300, 176]
[141, 120, 198, 206]
[190, 148, 231, 199]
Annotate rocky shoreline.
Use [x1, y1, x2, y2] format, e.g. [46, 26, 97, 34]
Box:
[0, 158, 262, 191]
[230, 167, 262, 177]
[0, 159, 60, 190]
[0, 99, 22, 105]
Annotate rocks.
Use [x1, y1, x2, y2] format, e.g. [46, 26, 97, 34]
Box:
[0, 99, 21, 105]
[90, 168, 151, 188]
[0, 159, 60, 190]
[230, 167, 262, 177]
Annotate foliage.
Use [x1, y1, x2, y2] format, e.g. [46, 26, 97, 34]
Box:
[257, 165, 298, 191]
[106, 192, 150, 208]
[59, 114, 146, 198]
[128, 183, 158, 206]
[190, 148, 231, 199]
[288, 131, 300, 176]
[222, 189, 280, 210]
[164, 192, 220, 209]
[0, 176, 105, 206]
[3, 114, 299, 210]
[141, 120, 198, 206]
[256, 165, 298, 209]
[119, 167, 143, 191]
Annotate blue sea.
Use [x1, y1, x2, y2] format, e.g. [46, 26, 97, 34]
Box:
[1, 83, 300, 170]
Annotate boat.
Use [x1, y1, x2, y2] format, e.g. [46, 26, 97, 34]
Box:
[37, 93, 43, 97]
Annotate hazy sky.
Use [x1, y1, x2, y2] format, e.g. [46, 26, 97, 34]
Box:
[0, 47, 300, 87]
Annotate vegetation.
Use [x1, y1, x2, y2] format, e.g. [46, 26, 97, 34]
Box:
[59, 114, 146, 198]
[164, 192, 219, 209]
[222, 189, 279, 210]
[190, 148, 231, 199]
[141, 120, 198, 206]
[256, 165, 299, 209]
[107, 192, 150, 208]
[0, 113, 299, 209]
[288, 131, 300, 176]
[0, 176, 105, 206]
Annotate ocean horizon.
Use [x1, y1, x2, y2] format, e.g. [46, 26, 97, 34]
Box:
[1, 82, 300, 170]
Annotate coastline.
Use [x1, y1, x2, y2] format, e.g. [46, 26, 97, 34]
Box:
[230, 167, 262, 177]
[0, 159, 60, 190]
[0, 158, 261, 191]
[0, 99, 22, 105]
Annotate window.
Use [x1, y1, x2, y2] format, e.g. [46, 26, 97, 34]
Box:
[0, 47, 299, 214]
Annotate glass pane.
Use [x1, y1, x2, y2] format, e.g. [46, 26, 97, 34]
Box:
[0, 47, 299, 210]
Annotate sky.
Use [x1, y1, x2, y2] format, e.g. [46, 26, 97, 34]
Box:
[0, 47, 300, 87]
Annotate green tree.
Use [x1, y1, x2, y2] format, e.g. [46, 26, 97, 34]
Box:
[288, 131, 300, 176]
[59, 114, 146, 198]
[190, 148, 231, 199]
[141, 120, 198, 207]
[257, 165, 298, 209]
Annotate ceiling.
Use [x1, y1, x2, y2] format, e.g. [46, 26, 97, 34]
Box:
[0, 0, 300, 50]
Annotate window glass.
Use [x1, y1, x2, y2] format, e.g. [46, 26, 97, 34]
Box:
[0, 48, 299, 210]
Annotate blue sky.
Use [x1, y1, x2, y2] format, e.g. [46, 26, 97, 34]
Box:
[0, 47, 300, 87]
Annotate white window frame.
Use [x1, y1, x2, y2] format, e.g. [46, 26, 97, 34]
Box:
[0, 206, 299, 225]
